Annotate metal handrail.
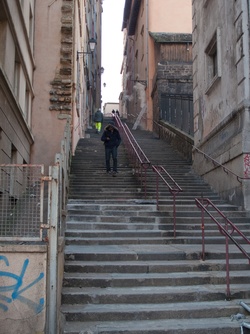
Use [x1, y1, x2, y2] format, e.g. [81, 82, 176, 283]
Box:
[195, 197, 250, 299]
[193, 146, 250, 183]
[152, 165, 183, 237]
[114, 116, 151, 197]
[113, 117, 183, 235]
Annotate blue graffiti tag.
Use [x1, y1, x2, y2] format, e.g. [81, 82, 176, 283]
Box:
[0, 255, 44, 313]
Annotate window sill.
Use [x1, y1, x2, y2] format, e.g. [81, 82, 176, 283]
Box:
[205, 74, 221, 95]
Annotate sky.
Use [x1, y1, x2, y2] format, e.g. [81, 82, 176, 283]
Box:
[101, 0, 125, 106]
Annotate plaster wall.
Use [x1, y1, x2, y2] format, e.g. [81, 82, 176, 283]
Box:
[0, 244, 47, 334]
[31, 0, 67, 172]
[149, 0, 192, 33]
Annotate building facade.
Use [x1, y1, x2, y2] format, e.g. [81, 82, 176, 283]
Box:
[0, 0, 102, 173]
[121, 0, 192, 131]
[31, 0, 103, 172]
[0, 0, 35, 165]
[192, 0, 250, 210]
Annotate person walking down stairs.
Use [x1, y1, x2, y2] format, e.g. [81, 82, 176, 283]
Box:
[93, 108, 103, 133]
[101, 122, 121, 176]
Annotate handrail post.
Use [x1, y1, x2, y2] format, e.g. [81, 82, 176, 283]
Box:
[195, 197, 250, 299]
[156, 171, 159, 210]
[225, 221, 231, 299]
[201, 199, 205, 261]
[173, 192, 176, 238]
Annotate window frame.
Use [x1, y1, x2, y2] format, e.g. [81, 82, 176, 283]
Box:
[205, 27, 222, 95]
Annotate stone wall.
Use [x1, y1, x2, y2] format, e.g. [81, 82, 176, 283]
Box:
[49, 1, 73, 116]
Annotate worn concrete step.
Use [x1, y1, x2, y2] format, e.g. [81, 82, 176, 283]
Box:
[65, 221, 250, 232]
[63, 258, 250, 273]
[65, 237, 168, 245]
[64, 229, 250, 240]
[63, 271, 250, 289]
[63, 236, 250, 246]
[64, 244, 250, 261]
[62, 298, 250, 322]
[62, 316, 242, 334]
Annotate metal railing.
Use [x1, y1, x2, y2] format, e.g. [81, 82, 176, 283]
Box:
[193, 146, 250, 183]
[0, 164, 45, 241]
[195, 197, 250, 299]
[152, 165, 183, 237]
[114, 116, 183, 237]
[114, 115, 151, 197]
[0, 119, 71, 242]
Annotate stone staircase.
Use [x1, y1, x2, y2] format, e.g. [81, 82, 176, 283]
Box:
[61, 120, 250, 333]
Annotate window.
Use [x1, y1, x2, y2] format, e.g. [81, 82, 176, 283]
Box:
[14, 58, 21, 99]
[11, 144, 17, 164]
[205, 28, 221, 94]
[25, 86, 31, 125]
[29, 5, 34, 50]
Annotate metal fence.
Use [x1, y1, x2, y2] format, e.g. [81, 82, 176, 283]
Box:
[0, 164, 45, 241]
[0, 118, 71, 243]
[160, 94, 194, 136]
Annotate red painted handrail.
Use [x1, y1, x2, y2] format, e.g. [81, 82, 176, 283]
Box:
[113, 116, 151, 197]
[195, 197, 250, 299]
[152, 165, 183, 237]
[114, 116, 183, 236]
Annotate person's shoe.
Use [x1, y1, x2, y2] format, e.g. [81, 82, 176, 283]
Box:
[112, 171, 117, 177]
[107, 170, 112, 174]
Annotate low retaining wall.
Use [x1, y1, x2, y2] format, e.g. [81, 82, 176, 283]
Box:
[154, 120, 193, 162]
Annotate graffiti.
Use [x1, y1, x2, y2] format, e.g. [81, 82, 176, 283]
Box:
[244, 153, 250, 178]
[0, 255, 44, 313]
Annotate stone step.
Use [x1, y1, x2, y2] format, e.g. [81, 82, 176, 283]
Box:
[64, 229, 250, 240]
[65, 221, 250, 231]
[63, 257, 250, 273]
[64, 236, 250, 246]
[62, 316, 242, 334]
[64, 244, 250, 261]
[63, 258, 250, 273]
[61, 298, 250, 321]
[62, 271, 250, 289]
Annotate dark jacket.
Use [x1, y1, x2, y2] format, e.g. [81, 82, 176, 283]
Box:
[101, 124, 121, 148]
[94, 110, 103, 122]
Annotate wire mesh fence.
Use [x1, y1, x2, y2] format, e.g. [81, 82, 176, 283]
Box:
[0, 164, 45, 241]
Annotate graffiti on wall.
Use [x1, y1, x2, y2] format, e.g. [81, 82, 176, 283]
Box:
[0, 255, 44, 313]
[244, 153, 250, 178]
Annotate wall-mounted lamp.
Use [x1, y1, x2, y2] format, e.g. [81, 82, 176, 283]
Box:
[77, 38, 97, 60]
